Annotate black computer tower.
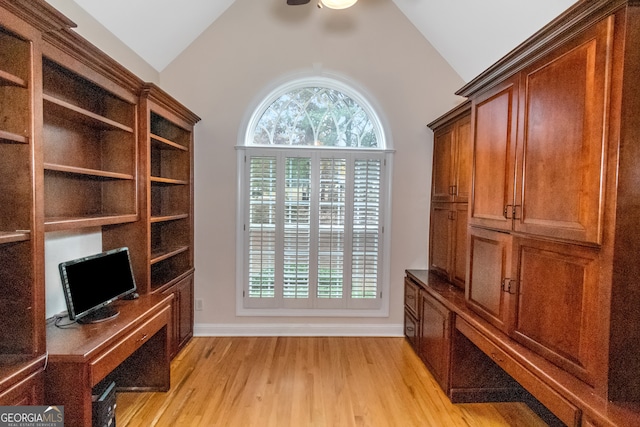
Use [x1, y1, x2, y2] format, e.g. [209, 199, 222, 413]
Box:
[92, 381, 116, 427]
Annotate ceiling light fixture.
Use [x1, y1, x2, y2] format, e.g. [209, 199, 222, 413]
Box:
[318, 0, 358, 9]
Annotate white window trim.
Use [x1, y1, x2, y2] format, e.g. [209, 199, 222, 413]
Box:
[235, 73, 393, 317]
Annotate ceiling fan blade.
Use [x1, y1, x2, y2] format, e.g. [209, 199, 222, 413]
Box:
[287, 0, 311, 5]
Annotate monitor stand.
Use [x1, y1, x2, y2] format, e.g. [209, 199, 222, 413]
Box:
[77, 306, 120, 324]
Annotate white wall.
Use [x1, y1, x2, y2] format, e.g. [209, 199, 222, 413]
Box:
[44, 0, 159, 83]
[158, 0, 466, 334]
[44, 229, 102, 318]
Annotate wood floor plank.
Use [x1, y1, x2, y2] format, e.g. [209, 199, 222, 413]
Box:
[117, 337, 548, 426]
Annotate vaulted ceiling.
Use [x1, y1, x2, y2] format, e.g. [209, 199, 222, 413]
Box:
[70, 0, 576, 82]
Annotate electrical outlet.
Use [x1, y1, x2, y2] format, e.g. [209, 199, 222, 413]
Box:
[195, 299, 203, 311]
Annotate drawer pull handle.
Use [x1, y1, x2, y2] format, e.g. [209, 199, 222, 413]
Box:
[138, 333, 149, 343]
[406, 326, 414, 332]
[491, 352, 504, 363]
[406, 295, 415, 300]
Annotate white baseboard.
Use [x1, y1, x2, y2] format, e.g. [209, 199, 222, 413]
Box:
[194, 323, 404, 337]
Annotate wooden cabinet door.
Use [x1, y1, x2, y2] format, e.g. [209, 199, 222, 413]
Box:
[429, 203, 451, 277]
[453, 114, 472, 203]
[432, 124, 455, 202]
[512, 237, 601, 386]
[419, 290, 452, 392]
[429, 203, 468, 289]
[164, 274, 194, 356]
[450, 203, 468, 289]
[466, 226, 514, 334]
[514, 18, 613, 244]
[176, 274, 194, 352]
[469, 75, 519, 232]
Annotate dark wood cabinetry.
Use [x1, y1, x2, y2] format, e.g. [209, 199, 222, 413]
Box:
[0, 0, 71, 407]
[463, 3, 620, 396]
[417, 290, 452, 392]
[430, 104, 471, 204]
[0, 0, 199, 406]
[409, 1, 640, 425]
[137, 84, 200, 355]
[427, 101, 471, 289]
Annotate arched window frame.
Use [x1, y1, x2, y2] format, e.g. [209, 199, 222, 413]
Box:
[236, 74, 393, 317]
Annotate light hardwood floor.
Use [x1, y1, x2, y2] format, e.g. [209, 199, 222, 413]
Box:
[117, 337, 548, 426]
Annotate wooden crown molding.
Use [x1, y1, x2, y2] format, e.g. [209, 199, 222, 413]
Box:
[141, 83, 202, 125]
[42, 28, 144, 96]
[0, 0, 75, 33]
[427, 100, 471, 131]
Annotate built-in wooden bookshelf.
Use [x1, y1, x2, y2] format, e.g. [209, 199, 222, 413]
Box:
[0, 0, 74, 405]
[41, 57, 138, 231]
[140, 85, 200, 355]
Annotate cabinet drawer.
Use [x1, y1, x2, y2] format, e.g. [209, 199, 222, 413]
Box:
[90, 306, 171, 386]
[404, 277, 419, 317]
[0, 369, 43, 406]
[456, 317, 581, 427]
[404, 310, 419, 349]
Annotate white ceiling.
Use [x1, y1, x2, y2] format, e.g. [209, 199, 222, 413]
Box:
[71, 0, 577, 82]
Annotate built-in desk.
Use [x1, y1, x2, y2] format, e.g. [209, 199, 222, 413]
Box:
[45, 293, 173, 427]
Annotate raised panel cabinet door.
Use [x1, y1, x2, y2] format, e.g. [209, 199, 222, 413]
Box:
[514, 17, 613, 244]
[466, 226, 514, 334]
[418, 290, 452, 392]
[453, 114, 472, 203]
[512, 237, 601, 386]
[429, 203, 452, 278]
[431, 124, 455, 202]
[176, 274, 194, 351]
[469, 75, 519, 231]
[450, 203, 468, 289]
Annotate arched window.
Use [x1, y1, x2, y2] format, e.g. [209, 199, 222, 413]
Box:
[237, 76, 392, 315]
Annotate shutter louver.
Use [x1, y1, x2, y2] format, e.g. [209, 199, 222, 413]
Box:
[351, 159, 381, 298]
[283, 157, 311, 298]
[317, 158, 346, 299]
[248, 156, 277, 298]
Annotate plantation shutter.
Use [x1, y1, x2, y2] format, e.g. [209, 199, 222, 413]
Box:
[244, 151, 384, 310]
[247, 156, 277, 301]
[351, 159, 381, 301]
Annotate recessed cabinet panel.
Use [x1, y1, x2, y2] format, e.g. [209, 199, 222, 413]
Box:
[513, 237, 600, 385]
[454, 116, 472, 203]
[429, 203, 468, 289]
[466, 227, 513, 334]
[470, 77, 518, 231]
[419, 291, 452, 392]
[432, 125, 455, 202]
[515, 18, 612, 244]
[451, 203, 468, 288]
[429, 203, 450, 277]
